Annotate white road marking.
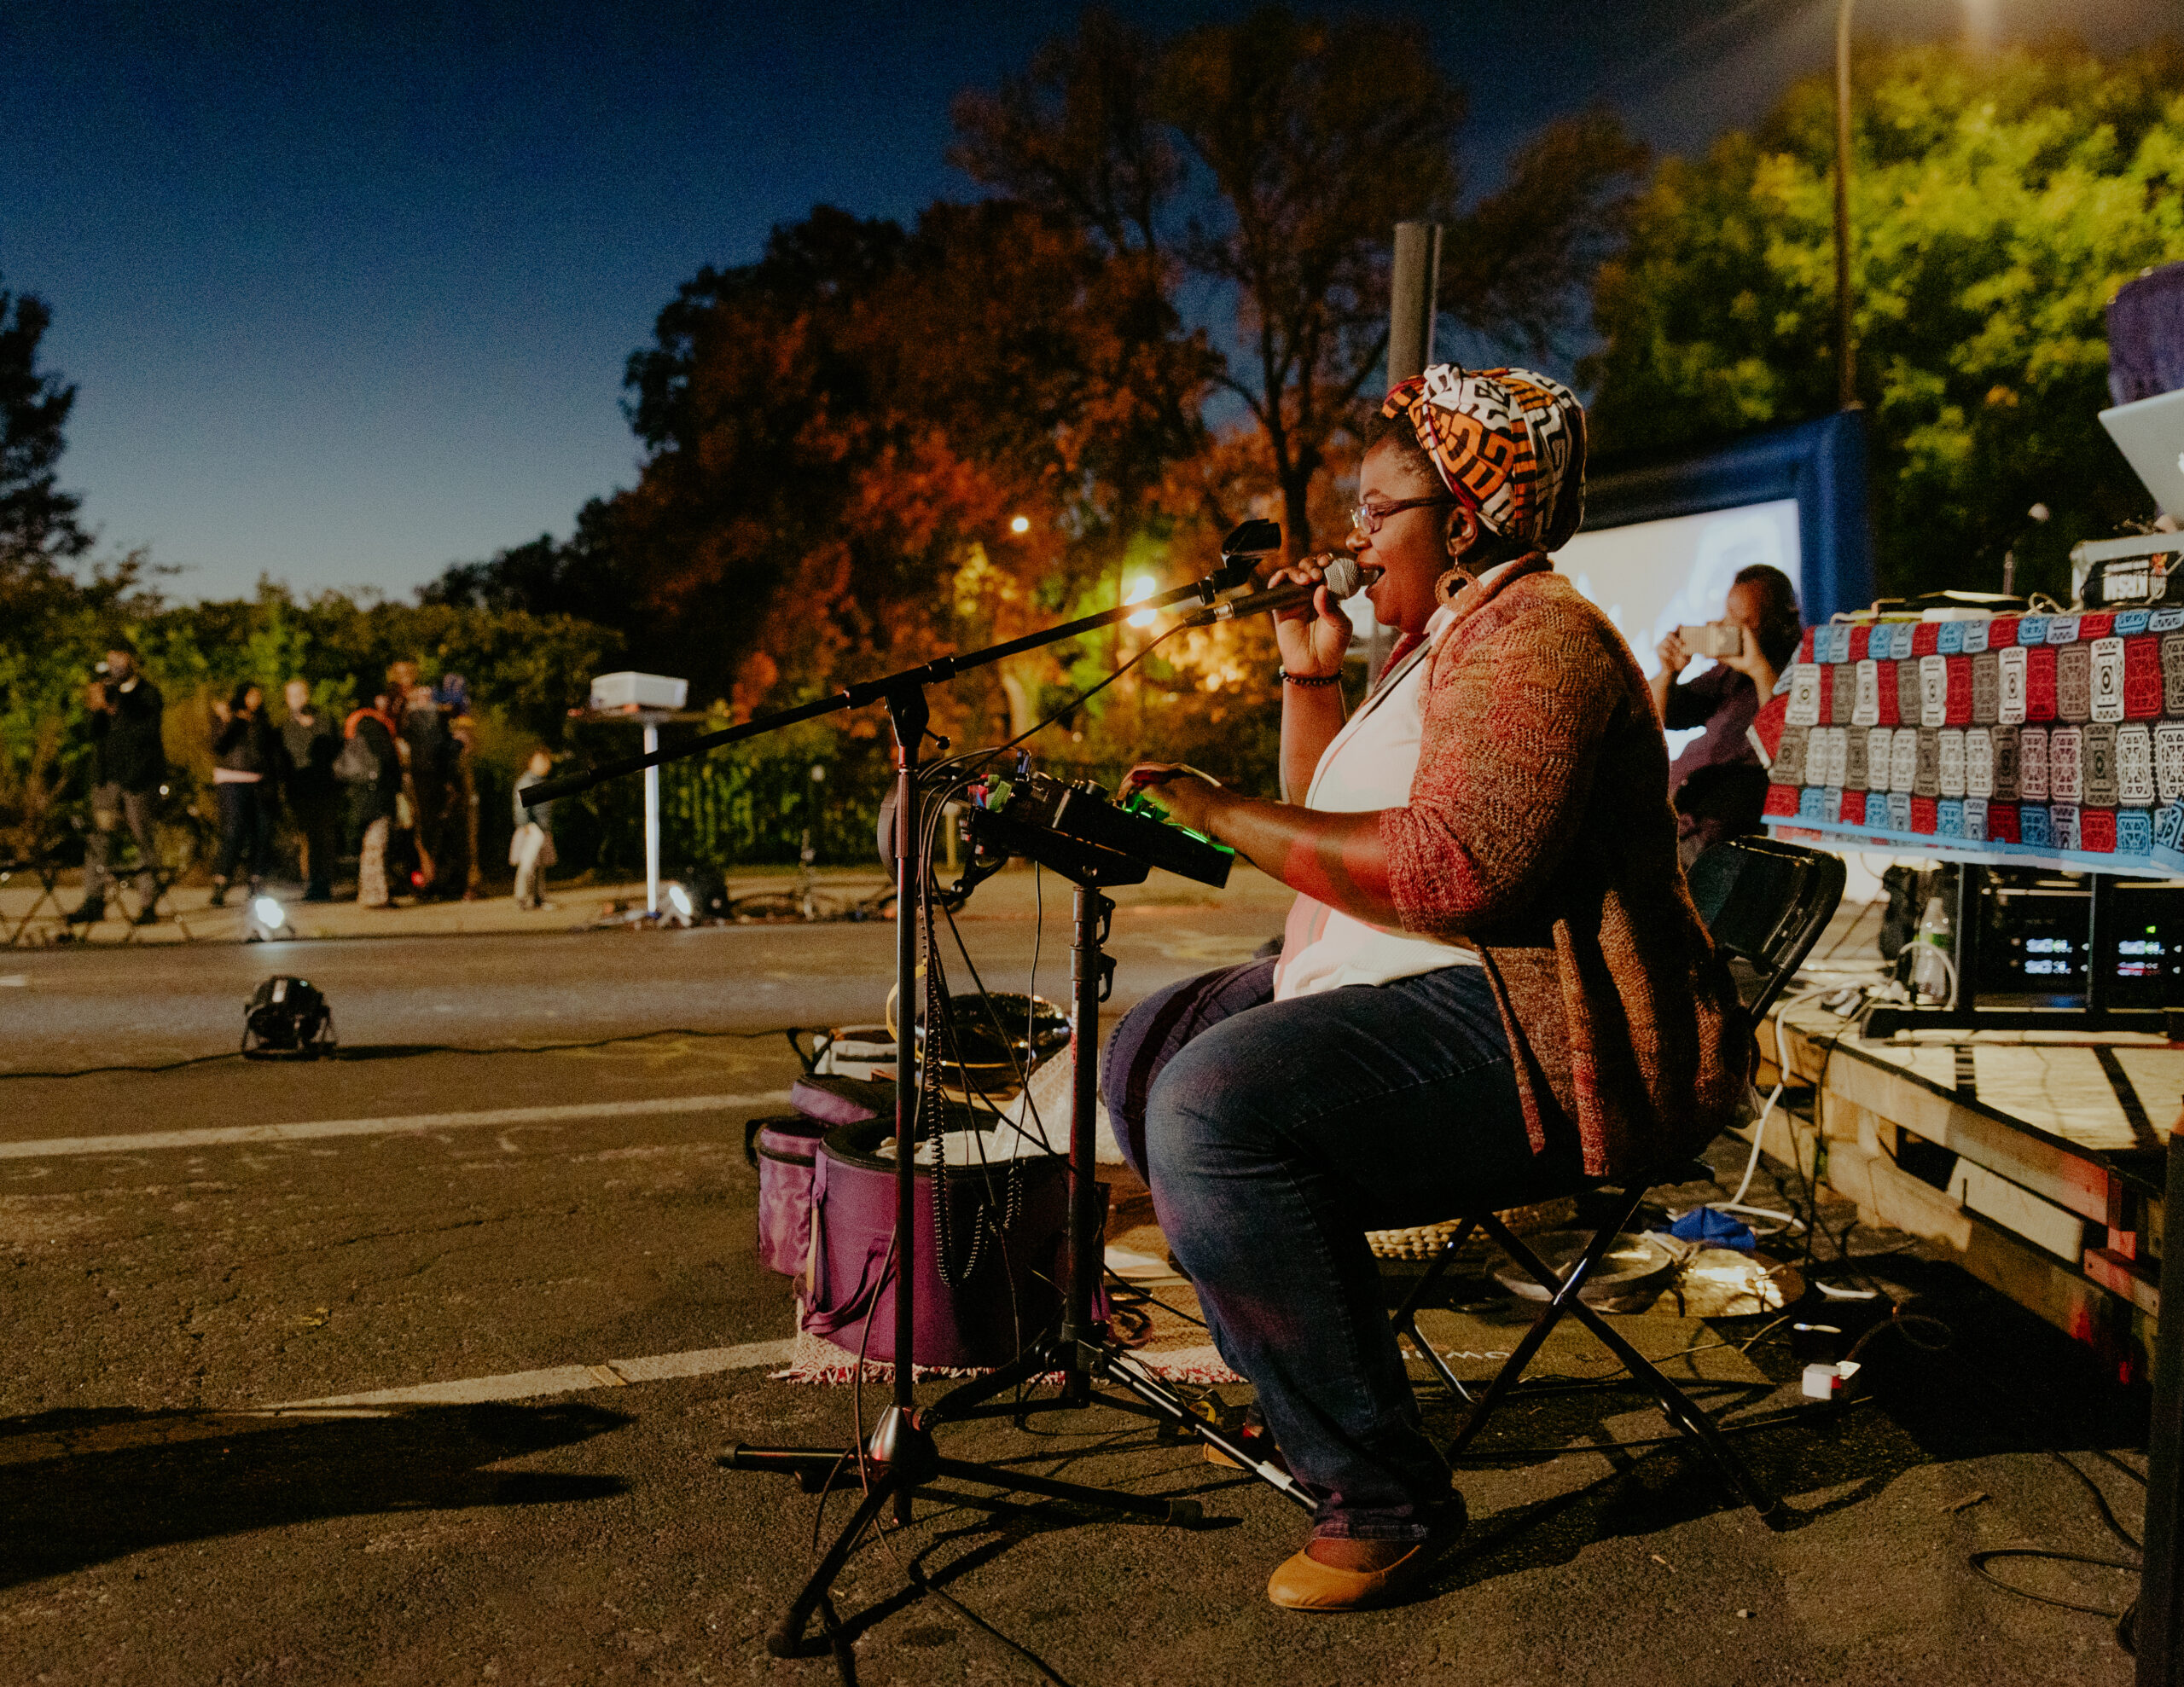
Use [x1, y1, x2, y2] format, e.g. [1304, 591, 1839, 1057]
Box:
[0, 1091, 793, 1161]
[270, 1338, 798, 1407]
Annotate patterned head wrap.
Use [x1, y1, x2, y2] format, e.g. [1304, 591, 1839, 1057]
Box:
[1380, 363, 1588, 555]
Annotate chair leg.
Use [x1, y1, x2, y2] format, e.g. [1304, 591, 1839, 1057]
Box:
[1559, 1294, 1785, 1526]
[1389, 1219, 1478, 1401]
[1446, 1197, 1647, 1456]
[1469, 1192, 1786, 1528]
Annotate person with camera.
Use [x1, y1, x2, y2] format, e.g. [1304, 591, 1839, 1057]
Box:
[65, 640, 166, 927]
[208, 681, 276, 907]
[1651, 565, 1803, 867]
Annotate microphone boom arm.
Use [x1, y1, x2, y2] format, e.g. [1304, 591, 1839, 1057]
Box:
[520, 520, 1284, 809]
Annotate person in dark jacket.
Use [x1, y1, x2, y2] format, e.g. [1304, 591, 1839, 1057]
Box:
[276, 677, 340, 901]
[1651, 565, 1804, 867]
[66, 640, 166, 926]
[392, 666, 455, 897]
[209, 682, 276, 905]
[342, 689, 403, 907]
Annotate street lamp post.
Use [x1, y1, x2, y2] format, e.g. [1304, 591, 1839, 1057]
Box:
[1834, 0, 1857, 411]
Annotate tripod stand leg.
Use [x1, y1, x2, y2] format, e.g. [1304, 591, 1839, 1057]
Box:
[930, 1457, 1200, 1522]
[768, 1470, 899, 1659]
[1086, 1347, 1317, 1512]
[920, 1338, 1066, 1428]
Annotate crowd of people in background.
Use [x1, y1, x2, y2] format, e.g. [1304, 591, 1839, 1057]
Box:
[57, 571, 1804, 931]
[61, 645, 559, 925]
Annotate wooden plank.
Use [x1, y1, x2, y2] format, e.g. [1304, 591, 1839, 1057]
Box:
[1823, 1127, 2143, 1380]
[2085, 1246, 2160, 1317]
[1824, 1053, 2116, 1224]
[1947, 1160, 2092, 1262]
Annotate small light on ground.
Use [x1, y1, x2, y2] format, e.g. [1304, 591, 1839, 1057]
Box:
[252, 896, 286, 930]
[1009, 515, 1031, 534]
[666, 883, 694, 918]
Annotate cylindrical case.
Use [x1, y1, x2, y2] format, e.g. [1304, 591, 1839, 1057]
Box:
[799, 1118, 1090, 1369]
[746, 1115, 833, 1277]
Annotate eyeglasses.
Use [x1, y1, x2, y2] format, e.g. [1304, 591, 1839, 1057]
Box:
[1350, 494, 1461, 535]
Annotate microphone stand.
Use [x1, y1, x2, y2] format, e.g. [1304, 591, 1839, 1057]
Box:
[520, 522, 1294, 1660]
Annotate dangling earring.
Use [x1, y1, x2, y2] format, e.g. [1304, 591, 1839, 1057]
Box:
[1434, 536, 1474, 608]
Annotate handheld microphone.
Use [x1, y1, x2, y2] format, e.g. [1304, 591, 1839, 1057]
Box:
[1180, 554, 1379, 627]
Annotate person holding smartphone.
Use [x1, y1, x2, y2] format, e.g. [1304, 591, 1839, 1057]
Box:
[1651, 565, 1803, 866]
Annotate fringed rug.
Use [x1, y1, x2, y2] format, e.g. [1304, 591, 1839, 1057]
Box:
[769, 1328, 1239, 1387]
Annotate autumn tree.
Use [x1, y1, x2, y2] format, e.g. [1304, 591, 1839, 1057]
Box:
[571, 199, 1213, 733]
[951, 6, 1646, 556]
[1583, 38, 2184, 600]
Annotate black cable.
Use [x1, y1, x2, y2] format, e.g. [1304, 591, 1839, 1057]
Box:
[0, 1023, 804, 1081]
[1811, 894, 1885, 967]
[2047, 1450, 2144, 1554]
[916, 623, 1185, 792]
[1968, 1549, 2141, 1620]
[2094, 1447, 2149, 1487]
[1102, 1265, 1207, 1330]
[1449, 1399, 1873, 1462]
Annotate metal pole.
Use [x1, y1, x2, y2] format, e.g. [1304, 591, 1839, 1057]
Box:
[2138, 1112, 2184, 1684]
[884, 688, 928, 1496]
[1374, 220, 1443, 684]
[1060, 884, 1109, 1406]
[1952, 864, 1983, 1020]
[642, 723, 659, 915]
[1833, 0, 1857, 411]
[1389, 222, 1441, 388]
[2089, 872, 2117, 1023]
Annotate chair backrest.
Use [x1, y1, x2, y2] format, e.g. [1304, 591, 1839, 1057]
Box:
[1685, 835, 1848, 1023]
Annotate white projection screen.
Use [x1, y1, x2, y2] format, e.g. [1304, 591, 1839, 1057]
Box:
[1555, 498, 1804, 757]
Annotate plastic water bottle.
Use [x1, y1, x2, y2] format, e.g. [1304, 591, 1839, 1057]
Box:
[1910, 891, 1955, 1003]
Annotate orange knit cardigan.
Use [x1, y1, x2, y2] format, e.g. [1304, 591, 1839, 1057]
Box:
[1380, 559, 1747, 1179]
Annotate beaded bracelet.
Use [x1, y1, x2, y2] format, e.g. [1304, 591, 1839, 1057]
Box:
[1279, 669, 1343, 688]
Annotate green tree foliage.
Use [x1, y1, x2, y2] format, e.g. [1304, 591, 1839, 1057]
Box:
[1583, 38, 2184, 599]
[0, 278, 90, 584]
[953, 6, 1646, 556]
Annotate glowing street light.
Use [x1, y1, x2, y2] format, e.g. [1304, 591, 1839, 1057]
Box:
[1009, 515, 1031, 535]
[1124, 576, 1159, 628]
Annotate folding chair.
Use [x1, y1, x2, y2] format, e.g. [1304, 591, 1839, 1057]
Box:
[1387, 834, 1847, 1527]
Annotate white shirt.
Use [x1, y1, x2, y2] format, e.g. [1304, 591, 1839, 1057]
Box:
[1272, 603, 1479, 1000]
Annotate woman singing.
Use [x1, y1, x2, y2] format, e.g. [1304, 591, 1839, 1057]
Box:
[1105, 365, 1745, 1611]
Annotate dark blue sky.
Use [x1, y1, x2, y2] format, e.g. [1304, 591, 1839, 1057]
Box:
[3, 0, 2171, 602]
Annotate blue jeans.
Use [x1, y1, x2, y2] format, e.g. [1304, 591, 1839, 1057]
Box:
[1102, 960, 1586, 1539]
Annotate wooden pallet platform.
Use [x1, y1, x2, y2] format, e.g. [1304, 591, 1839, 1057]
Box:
[1759, 1000, 2171, 1381]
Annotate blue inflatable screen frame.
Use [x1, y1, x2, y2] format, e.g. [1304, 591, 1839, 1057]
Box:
[1578, 409, 1874, 627]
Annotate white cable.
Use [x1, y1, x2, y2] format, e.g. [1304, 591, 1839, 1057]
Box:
[1700, 979, 1840, 1236]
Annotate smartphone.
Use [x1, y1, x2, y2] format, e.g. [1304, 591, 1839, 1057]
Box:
[1676, 623, 1745, 658]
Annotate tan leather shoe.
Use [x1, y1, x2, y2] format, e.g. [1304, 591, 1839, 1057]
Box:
[1265, 1502, 1465, 1612]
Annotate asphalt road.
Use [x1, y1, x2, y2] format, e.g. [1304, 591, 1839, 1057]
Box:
[0, 890, 2155, 1685]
